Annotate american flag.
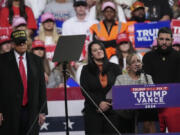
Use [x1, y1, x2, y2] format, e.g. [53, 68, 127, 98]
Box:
[40, 87, 85, 135]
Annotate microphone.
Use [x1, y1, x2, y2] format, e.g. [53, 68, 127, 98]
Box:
[136, 69, 144, 75]
[136, 69, 149, 84]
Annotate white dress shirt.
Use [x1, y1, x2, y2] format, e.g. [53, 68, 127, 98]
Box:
[14, 51, 28, 76]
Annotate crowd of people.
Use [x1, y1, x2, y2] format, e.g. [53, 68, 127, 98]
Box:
[0, 0, 180, 135]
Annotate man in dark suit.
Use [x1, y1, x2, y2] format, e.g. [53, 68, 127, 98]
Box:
[0, 30, 48, 135]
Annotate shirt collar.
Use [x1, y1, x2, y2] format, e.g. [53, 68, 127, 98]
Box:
[14, 50, 26, 60]
[103, 20, 117, 26]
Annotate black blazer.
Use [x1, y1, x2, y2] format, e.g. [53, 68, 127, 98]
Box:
[0, 50, 48, 135]
[80, 62, 121, 112]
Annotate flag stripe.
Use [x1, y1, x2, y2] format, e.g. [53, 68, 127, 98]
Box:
[47, 87, 84, 101]
[40, 131, 85, 135]
[39, 88, 85, 134]
[47, 100, 84, 117]
[40, 116, 84, 132]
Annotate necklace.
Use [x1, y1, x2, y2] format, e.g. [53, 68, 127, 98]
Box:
[162, 57, 166, 61]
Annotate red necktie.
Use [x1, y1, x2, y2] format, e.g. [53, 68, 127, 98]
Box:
[19, 56, 28, 106]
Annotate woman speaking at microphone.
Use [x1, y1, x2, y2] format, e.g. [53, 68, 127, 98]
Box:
[114, 53, 159, 133]
[80, 41, 121, 135]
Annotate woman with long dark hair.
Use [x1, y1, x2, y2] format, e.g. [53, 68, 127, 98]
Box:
[110, 33, 142, 74]
[80, 41, 121, 134]
[0, 0, 37, 35]
[31, 40, 51, 79]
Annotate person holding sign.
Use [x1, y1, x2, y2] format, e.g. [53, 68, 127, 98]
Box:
[143, 27, 180, 132]
[125, 1, 150, 55]
[114, 53, 158, 133]
[80, 41, 121, 134]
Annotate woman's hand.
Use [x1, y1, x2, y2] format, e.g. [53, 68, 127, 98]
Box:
[98, 101, 111, 112]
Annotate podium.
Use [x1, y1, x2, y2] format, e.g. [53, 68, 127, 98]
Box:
[112, 83, 180, 110]
[53, 35, 86, 135]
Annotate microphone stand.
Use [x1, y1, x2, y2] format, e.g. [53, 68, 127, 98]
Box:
[62, 62, 69, 135]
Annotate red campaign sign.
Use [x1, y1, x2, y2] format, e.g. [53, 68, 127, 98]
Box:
[171, 19, 180, 41]
[0, 27, 12, 35]
[45, 45, 56, 60]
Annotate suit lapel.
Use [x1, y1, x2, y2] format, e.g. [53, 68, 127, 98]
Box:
[26, 52, 37, 102]
[8, 50, 24, 95]
[9, 51, 23, 84]
[26, 53, 32, 101]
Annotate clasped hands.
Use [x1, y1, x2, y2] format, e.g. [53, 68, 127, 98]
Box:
[98, 101, 112, 112]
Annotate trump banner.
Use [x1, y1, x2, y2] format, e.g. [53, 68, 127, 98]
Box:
[171, 19, 180, 42]
[112, 83, 180, 110]
[134, 21, 170, 48]
[40, 87, 85, 135]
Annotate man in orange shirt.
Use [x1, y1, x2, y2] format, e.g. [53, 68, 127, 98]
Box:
[89, 1, 127, 59]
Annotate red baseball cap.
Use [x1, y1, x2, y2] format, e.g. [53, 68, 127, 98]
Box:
[116, 33, 130, 44]
[32, 40, 45, 49]
[0, 28, 11, 45]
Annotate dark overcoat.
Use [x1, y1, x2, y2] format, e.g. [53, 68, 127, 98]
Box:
[0, 50, 48, 135]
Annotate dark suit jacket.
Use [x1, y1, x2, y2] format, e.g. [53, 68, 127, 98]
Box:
[0, 50, 48, 135]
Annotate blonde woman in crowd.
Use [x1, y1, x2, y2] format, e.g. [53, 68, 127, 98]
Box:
[35, 13, 59, 45]
[35, 12, 59, 69]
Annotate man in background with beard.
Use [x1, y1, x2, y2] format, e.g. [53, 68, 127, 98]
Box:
[143, 27, 180, 133]
[125, 1, 150, 55]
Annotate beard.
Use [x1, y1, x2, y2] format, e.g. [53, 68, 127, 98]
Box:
[132, 15, 146, 22]
[157, 45, 172, 54]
